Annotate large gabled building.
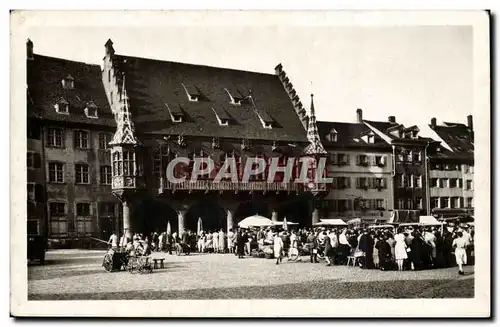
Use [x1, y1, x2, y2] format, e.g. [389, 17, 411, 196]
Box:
[27, 39, 328, 246]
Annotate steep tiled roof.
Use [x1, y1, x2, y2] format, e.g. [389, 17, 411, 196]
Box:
[317, 121, 391, 150]
[114, 55, 308, 143]
[27, 54, 115, 127]
[430, 123, 474, 158]
[364, 119, 434, 144]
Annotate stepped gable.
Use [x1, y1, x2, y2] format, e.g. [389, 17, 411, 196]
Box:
[113, 54, 309, 143]
[27, 54, 115, 127]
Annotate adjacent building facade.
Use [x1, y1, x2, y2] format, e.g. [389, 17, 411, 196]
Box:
[427, 116, 475, 219]
[318, 109, 394, 224]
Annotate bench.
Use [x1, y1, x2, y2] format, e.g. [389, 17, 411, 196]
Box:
[152, 258, 165, 269]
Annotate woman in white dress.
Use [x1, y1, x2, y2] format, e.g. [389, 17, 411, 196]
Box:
[453, 231, 467, 275]
[273, 233, 284, 265]
[213, 231, 219, 253]
[394, 227, 408, 271]
[218, 229, 226, 253]
[227, 229, 235, 253]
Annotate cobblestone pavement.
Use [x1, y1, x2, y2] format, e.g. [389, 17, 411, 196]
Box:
[28, 250, 474, 300]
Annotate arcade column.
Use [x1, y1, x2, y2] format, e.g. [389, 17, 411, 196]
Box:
[178, 209, 187, 235]
[122, 201, 132, 238]
[226, 209, 235, 232]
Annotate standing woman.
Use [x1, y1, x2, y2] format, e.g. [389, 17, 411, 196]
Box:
[218, 229, 226, 254]
[394, 227, 408, 271]
[452, 231, 467, 275]
[273, 232, 284, 265]
[227, 229, 235, 254]
[213, 230, 219, 253]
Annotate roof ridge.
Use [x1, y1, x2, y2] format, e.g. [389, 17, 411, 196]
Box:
[116, 53, 277, 77]
[33, 53, 101, 68]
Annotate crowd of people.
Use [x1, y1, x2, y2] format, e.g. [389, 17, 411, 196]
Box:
[107, 222, 474, 274]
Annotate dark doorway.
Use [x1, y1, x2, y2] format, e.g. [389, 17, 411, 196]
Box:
[280, 195, 311, 228]
[185, 197, 226, 233]
[133, 198, 177, 235]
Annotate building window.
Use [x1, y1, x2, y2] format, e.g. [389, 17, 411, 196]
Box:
[99, 133, 112, 150]
[397, 152, 404, 162]
[357, 155, 368, 166]
[47, 128, 64, 147]
[466, 180, 473, 190]
[397, 199, 405, 210]
[376, 199, 385, 210]
[450, 197, 459, 209]
[75, 164, 90, 184]
[50, 217, 67, 236]
[84, 103, 98, 118]
[100, 166, 112, 185]
[449, 178, 458, 188]
[76, 217, 93, 236]
[76, 203, 91, 216]
[416, 198, 423, 209]
[326, 131, 338, 142]
[430, 178, 438, 187]
[430, 197, 439, 209]
[48, 162, 64, 183]
[356, 177, 368, 189]
[27, 183, 36, 201]
[406, 151, 413, 162]
[406, 199, 413, 209]
[375, 155, 386, 166]
[99, 203, 115, 217]
[466, 197, 473, 208]
[27, 152, 41, 169]
[439, 178, 448, 188]
[337, 153, 348, 165]
[123, 151, 135, 176]
[404, 174, 412, 188]
[441, 197, 450, 209]
[75, 130, 89, 149]
[395, 174, 403, 188]
[49, 202, 66, 216]
[330, 154, 338, 165]
[414, 175, 422, 188]
[367, 135, 375, 144]
[413, 151, 421, 162]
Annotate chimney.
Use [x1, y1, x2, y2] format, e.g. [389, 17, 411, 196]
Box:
[356, 108, 363, 124]
[26, 38, 33, 60]
[431, 117, 437, 127]
[388, 116, 396, 123]
[467, 115, 473, 130]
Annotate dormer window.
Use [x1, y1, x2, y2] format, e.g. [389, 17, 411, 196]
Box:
[224, 88, 247, 106]
[84, 101, 98, 119]
[165, 103, 184, 123]
[54, 98, 69, 114]
[181, 83, 201, 102]
[212, 107, 230, 126]
[412, 130, 418, 139]
[326, 129, 338, 142]
[368, 134, 375, 144]
[61, 74, 74, 89]
[263, 121, 273, 129]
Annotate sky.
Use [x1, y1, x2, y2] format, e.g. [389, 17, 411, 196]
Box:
[26, 24, 472, 129]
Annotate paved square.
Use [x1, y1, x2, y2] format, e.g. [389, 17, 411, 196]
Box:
[28, 250, 474, 300]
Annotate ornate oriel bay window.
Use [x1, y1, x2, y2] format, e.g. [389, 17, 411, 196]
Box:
[111, 147, 142, 189]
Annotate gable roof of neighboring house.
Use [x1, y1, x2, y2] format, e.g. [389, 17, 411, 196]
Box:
[112, 54, 308, 143]
[316, 121, 391, 150]
[27, 54, 115, 128]
[429, 123, 474, 159]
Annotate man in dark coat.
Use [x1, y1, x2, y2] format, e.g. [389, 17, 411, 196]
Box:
[236, 229, 247, 258]
[375, 235, 392, 270]
[358, 230, 374, 269]
[307, 232, 318, 263]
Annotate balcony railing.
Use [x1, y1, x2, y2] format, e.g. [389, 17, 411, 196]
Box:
[158, 178, 328, 193]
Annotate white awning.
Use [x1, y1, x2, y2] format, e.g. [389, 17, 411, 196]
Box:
[238, 215, 273, 228]
[419, 215, 441, 226]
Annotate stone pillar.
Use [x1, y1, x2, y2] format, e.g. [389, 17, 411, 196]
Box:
[271, 210, 279, 222]
[178, 209, 186, 235]
[312, 207, 320, 226]
[226, 209, 235, 232]
[123, 201, 132, 239]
